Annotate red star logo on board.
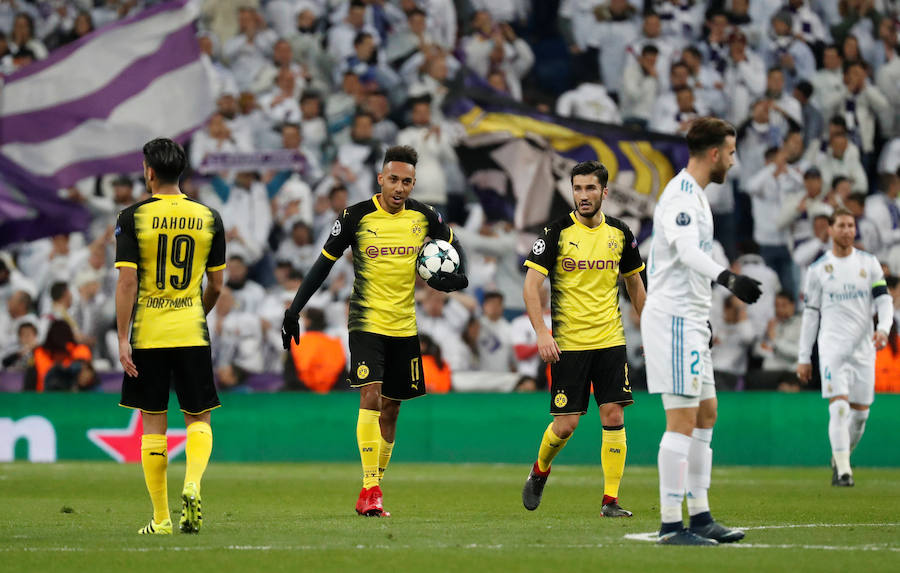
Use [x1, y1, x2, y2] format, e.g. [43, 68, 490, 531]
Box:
[87, 410, 187, 463]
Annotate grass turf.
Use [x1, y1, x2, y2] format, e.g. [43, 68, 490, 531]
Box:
[2, 462, 899, 572]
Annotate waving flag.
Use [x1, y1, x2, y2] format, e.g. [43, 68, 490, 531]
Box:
[0, 0, 212, 244]
[446, 84, 689, 241]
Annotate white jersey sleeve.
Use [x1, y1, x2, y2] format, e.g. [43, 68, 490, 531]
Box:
[798, 261, 822, 364]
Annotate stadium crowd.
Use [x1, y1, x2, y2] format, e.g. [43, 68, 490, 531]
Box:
[3, 0, 900, 395]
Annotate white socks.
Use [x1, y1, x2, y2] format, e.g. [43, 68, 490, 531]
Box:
[849, 408, 870, 452]
[829, 400, 851, 475]
[658, 431, 692, 524]
[687, 427, 713, 516]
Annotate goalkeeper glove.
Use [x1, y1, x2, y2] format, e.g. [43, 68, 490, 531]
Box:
[716, 270, 762, 304]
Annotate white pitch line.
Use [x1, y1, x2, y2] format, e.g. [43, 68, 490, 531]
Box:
[624, 522, 900, 548]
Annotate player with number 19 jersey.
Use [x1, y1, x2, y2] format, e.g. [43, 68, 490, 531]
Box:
[115, 194, 226, 349]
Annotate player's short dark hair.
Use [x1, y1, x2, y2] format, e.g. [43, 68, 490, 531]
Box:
[383, 145, 418, 167]
[685, 117, 736, 157]
[142, 138, 186, 184]
[483, 291, 504, 304]
[49, 281, 69, 302]
[829, 207, 855, 225]
[570, 161, 609, 187]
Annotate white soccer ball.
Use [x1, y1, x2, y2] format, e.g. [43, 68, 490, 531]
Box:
[417, 239, 460, 280]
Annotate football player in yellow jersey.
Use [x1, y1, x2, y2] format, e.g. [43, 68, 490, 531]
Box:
[521, 161, 646, 517]
[115, 139, 225, 535]
[281, 145, 468, 516]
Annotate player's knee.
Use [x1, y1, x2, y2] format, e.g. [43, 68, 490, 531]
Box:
[359, 386, 381, 410]
[599, 404, 624, 427]
[380, 400, 400, 423]
[553, 416, 579, 438]
[697, 409, 717, 428]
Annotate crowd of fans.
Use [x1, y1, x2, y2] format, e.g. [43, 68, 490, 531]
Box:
[4, 0, 900, 395]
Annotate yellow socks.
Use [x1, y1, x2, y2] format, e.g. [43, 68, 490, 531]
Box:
[377, 435, 394, 482]
[357, 409, 381, 488]
[141, 434, 170, 523]
[184, 422, 213, 489]
[536, 423, 570, 473]
[601, 426, 627, 500]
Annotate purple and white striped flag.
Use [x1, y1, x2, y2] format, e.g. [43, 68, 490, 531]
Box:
[0, 0, 214, 192]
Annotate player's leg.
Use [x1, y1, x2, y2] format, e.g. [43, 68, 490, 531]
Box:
[658, 402, 697, 537]
[522, 350, 588, 510]
[121, 348, 173, 534]
[349, 332, 387, 514]
[378, 398, 400, 482]
[173, 346, 221, 533]
[846, 356, 875, 481]
[823, 358, 854, 484]
[596, 347, 633, 517]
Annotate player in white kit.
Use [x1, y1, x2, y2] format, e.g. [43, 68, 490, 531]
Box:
[797, 208, 893, 487]
[642, 118, 762, 546]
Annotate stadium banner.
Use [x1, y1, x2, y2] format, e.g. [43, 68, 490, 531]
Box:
[0, 0, 212, 244]
[2, 393, 899, 467]
[446, 85, 688, 241]
[197, 150, 310, 175]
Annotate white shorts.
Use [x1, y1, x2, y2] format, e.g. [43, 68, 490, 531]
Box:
[642, 307, 714, 397]
[819, 349, 875, 406]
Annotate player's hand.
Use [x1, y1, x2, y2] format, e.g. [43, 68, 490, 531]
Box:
[537, 330, 560, 363]
[426, 271, 468, 293]
[874, 330, 889, 351]
[796, 363, 812, 384]
[716, 270, 762, 304]
[282, 309, 301, 350]
[118, 339, 138, 378]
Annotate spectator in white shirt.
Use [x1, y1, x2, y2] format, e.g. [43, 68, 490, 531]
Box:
[222, 7, 278, 92]
[777, 167, 833, 253]
[555, 69, 622, 125]
[592, 0, 639, 97]
[865, 173, 900, 272]
[218, 172, 274, 267]
[208, 287, 265, 390]
[225, 255, 266, 314]
[334, 111, 384, 204]
[811, 44, 844, 112]
[651, 61, 708, 134]
[823, 59, 892, 161]
[806, 116, 869, 194]
[461, 13, 534, 101]
[327, 0, 380, 65]
[750, 290, 803, 390]
[682, 45, 726, 117]
[476, 291, 515, 373]
[722, 29, 766, 126]
[396, 96, 459, 213]
[845, 192, 883, 255]
[765, 9, 816, 91]
[276, 221, 319, 275]
[258, 67, 303, 126]
[621, 44, 660, 128]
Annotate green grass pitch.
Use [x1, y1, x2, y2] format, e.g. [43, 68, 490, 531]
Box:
[2, 462, 899, 572]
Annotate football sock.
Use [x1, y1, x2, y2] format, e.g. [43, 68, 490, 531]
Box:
[141, 434, 170, 523]
[600, 425, 627, 500]
[849, 408, 870, 452]
[686, 427, 712, 516]
[357, 409, 381, 488]
[377, 435, 394, 482]
[184, 422, 213, 489]
[536, 423, 570, 473]
[828, 400, 852, 475]
[658, 431, 692, 529]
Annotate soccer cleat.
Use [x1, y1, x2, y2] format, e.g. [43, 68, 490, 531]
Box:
[600, 500, 633, 517]
[522, 462, 550, 511]
[833, 473, 855, 487]
[138, 517, 172, 535]
[355, 487, 368, 515]
[690, 520, 745, 543]
[180, 482, 202, 533]
[359, 485, 388, 517]
[657, 528, 718, 546]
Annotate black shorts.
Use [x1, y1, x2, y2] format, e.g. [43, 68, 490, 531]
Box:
[549, 345, 634, 415]
[120, 346, 221, 415]
[349, 331, 425, 401]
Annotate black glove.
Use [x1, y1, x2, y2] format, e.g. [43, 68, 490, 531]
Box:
[427, 271, 468, 293]
[282, 308, 300, 350]
[716, 270, 762, 304]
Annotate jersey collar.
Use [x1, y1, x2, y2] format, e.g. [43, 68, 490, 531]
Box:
[372, 194, 405, 216]
[569, 211, 605, 231]
[151, 192, 186, 199]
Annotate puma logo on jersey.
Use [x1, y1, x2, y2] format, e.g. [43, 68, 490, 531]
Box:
[149, 451, 166, 457]
[366, 229, 378, 236]
[569, 241, 580, 249]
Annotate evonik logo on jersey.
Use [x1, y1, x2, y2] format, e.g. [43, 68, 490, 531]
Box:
[365, 245, 421, 258]
[560, 257, 619, 272]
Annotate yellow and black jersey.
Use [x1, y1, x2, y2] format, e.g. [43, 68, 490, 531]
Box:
[525, 212, 644, 351]
[114, 193, 226, 349]
[323, 194, 452, 337]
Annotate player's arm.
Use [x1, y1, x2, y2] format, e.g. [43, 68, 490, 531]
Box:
[620, 224, 646, 316]
[424, 207, 469, 292]
[797, 269, 822, 383]
[523, 267, 559, 363]
[203, 269, 224, 315]
[281, 210, 352, 348]
[666, 204, 761, 303]
[872, 264, 893, 350]
[113, 208, 139, 377]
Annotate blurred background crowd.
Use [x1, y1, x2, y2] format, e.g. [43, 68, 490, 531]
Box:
[3, 0, 900, 396]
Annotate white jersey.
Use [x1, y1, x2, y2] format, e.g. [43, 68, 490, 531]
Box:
[646, 169, 717, 323]
[801, 249, 886, 362]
